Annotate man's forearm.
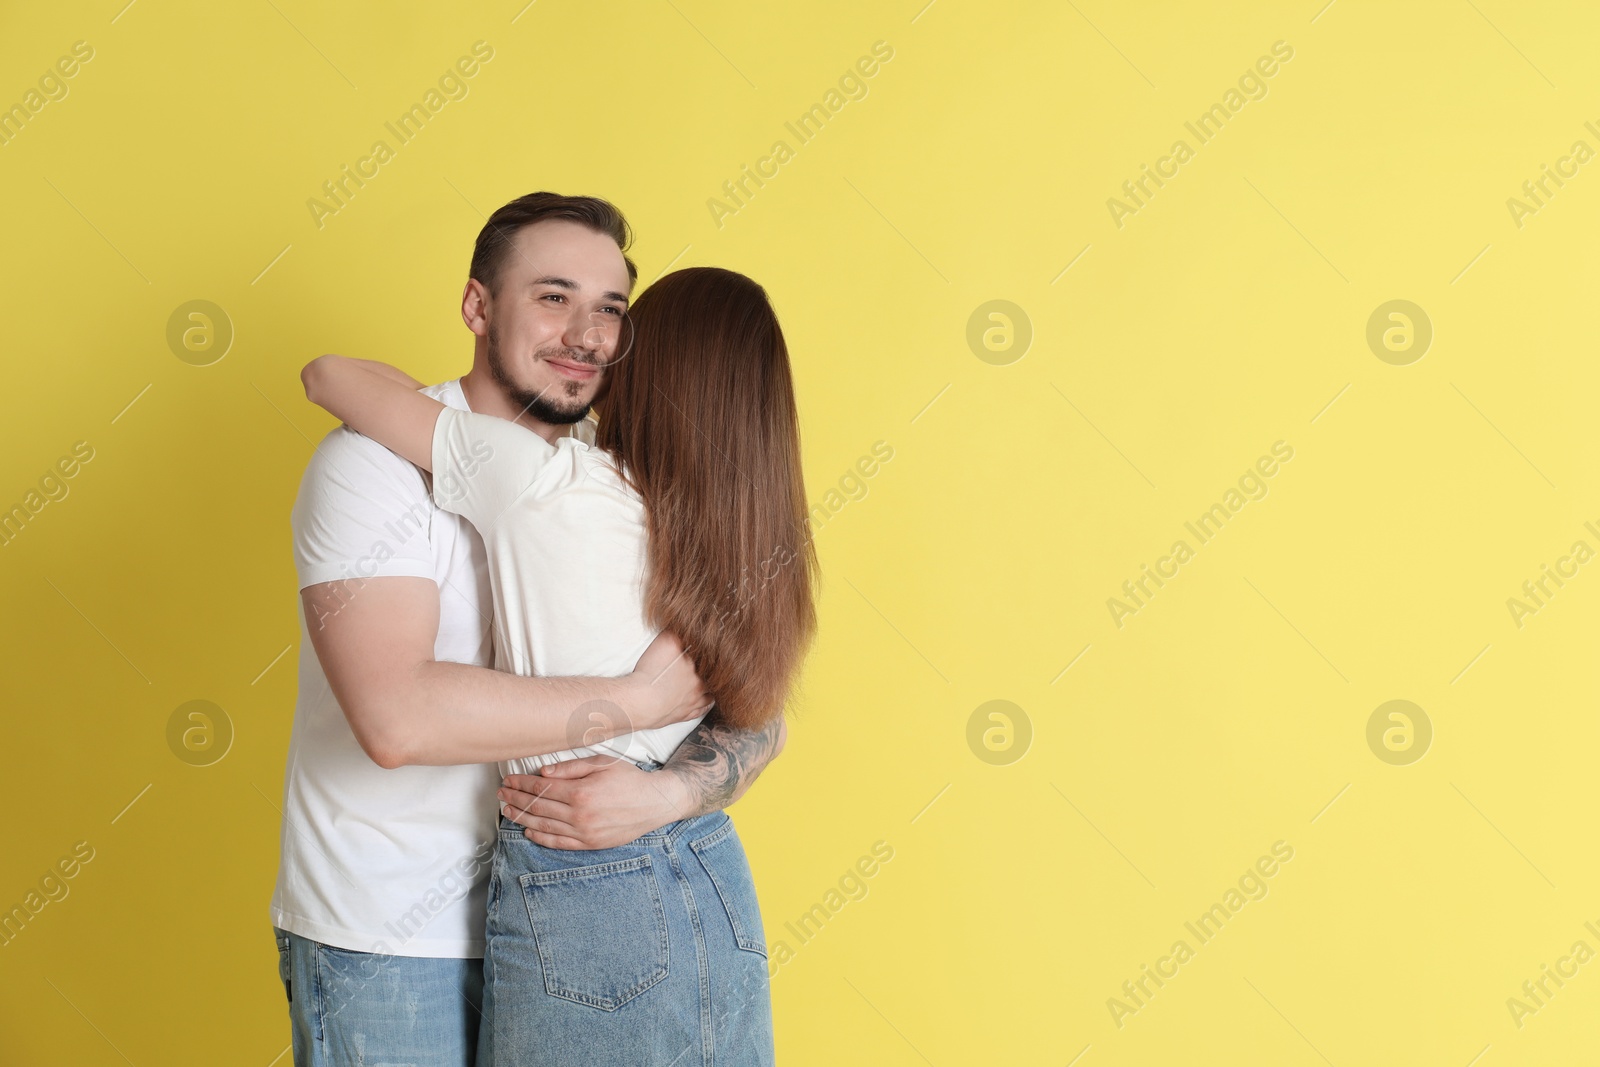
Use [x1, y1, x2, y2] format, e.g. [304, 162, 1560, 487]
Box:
[384, 661, 636, 767]
[304, 582, 706, 770]
[657, 711, 787, 818]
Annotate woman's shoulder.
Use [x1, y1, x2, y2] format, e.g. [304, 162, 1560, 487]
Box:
[557, 434, 620, 471]
[441, 405, 558, 451]
[554, 437, 639, 496]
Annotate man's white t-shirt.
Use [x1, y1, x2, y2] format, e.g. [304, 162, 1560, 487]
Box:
[430, 405, 705, 777]
[271, 379, 595, 959]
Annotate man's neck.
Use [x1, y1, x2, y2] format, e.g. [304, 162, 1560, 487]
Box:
[459, 368, 577, 446]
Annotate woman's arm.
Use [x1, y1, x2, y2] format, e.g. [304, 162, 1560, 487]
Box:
[341, 356, 427, 390]
[301, 355, 441, 470]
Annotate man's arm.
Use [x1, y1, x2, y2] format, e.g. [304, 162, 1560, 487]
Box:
[304, 575, 709, 768]
[496, 710, 787, 849]
[659, 711, 788, 814]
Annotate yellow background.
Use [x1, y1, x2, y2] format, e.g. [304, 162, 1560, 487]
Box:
[2, 0, 1597, 1063]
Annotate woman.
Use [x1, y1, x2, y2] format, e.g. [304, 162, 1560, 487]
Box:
[300, 266, 815, 1066]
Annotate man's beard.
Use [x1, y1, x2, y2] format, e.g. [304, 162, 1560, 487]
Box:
[485, 321, 597, 425]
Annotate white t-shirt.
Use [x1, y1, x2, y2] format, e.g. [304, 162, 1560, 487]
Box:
[271, 379, 595, 959]
[430, 405, 705, 777]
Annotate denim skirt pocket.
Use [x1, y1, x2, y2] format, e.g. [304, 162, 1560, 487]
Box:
[689, 817, 768, 957]
[518, 853, 670, 1011]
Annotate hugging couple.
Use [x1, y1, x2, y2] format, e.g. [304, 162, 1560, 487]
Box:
[270, 191, 816, 1067]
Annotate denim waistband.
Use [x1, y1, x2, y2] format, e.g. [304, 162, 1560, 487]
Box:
[629, 809, 728, 845]
[496, 808, 727, 846]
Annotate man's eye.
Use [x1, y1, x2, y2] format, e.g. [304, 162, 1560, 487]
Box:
[542, 293, 566, 304]
[600, 306, 623, 317]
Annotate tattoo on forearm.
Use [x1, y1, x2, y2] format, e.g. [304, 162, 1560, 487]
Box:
[665, 713, 784, 816]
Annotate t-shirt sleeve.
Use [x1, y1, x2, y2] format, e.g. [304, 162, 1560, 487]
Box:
[430, 406, 559, 533]
[291, 424, 437, 591]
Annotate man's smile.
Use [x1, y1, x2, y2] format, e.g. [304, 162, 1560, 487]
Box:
[544, 358, 600, 382]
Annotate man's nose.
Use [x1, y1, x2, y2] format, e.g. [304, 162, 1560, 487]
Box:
[561, 308, 598, 353]
[564, 309, 615, 357]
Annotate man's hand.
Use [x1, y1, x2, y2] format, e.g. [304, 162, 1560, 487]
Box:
[499, 711, 788, 850]
[499, 757, 690, 850]
[622, 631, 712, 731]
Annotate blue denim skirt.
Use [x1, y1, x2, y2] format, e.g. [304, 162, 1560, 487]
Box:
[477, 809, 774, 1066]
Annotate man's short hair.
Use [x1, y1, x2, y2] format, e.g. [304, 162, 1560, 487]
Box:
[469, 191, 637, 298]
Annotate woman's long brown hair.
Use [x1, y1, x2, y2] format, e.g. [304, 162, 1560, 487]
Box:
[594, 267, 817, 731]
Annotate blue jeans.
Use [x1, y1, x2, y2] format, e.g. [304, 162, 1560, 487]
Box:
[477, 810, 774, 1066]
[274, 926, 484, 1066]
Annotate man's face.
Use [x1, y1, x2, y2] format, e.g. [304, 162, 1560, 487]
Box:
[479, 219, 631, 425]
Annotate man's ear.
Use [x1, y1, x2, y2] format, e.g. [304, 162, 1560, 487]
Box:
[461, 278, 491, 336]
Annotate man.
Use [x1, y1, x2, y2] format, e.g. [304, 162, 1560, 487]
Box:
[271, 192, 786, 1066]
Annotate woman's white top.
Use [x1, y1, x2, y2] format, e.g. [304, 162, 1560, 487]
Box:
[429, 405, 704, 775]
